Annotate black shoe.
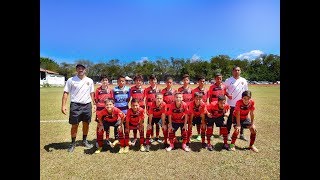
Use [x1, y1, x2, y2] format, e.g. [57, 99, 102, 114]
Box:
[82, 140, 93, 149]
[67, 143, 76, 152]
[201, 143, 207, 149]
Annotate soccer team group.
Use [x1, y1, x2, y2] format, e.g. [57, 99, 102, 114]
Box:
[62, 65, 258, 154]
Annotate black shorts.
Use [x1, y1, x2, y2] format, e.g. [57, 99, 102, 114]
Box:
[192, 116, 202, 126]
[151, 117, 161, 125]
[205, 115, 226, 127]
[102, 120, 121, 129]
[69, 102, 92, 125]
[172, 122, 185, 132]
[232, 117, 252, 128]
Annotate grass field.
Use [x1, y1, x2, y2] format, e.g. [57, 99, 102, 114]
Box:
[40, 84, 280, 180]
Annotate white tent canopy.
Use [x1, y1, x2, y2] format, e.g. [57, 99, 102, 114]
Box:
[125, 76, 132, 80]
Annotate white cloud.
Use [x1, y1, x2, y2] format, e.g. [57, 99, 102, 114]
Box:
[237, 50, 265, 60]
[138, 57, 149, 63]
[191, 54, 201, 62]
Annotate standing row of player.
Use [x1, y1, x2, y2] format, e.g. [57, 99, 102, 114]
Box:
[94, 73, 258, 153]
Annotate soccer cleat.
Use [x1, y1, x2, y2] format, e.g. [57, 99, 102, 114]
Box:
[140, 145, 146, 152]
[155, 137, 163, 143]
[124, 146, 130, 153]
[182, 144, 190, 152]
[129, 139, 137, 146]
[227, 134, 232, 141]
[82, 140, 93, 149]
[95, 142, 99, 148]
[67, 143, 76, 153]
[201, 143, 207, 149]
[105, 140, 110, 146]
[239, 134, 248, 141]
[111, 140, 119, 148]
[145, 145, 150, 152]
[222, 144, 230, 151]
[166, 144, 174, 151]
[95, 147, 103, 154]
[196, 135, 201, 141]
[207, 144, 214, 151]
[118, 147, 125, 154]
[150, 138, 154, 143]
[249, 145, 259, 153]
[229, 144, 236, 151]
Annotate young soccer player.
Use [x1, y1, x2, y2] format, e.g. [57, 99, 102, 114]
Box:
[94, 76, 114, 148]
[229, 90, 259, 152]
[188, 92, 206, 145]
[178, 74, 193, 106]
[166, 92, 190, 152]
[144, 74, 161, 143]
[123, 98, 146, 153]
[205, 95, 230, 151]
[95, 98, 125, 154]
[129, 74, 145, 145]
[112, 75, 130, 147]
[145, 93, 166, 152]
[191, 76, 208, 103]
[161, 77, 177, 147]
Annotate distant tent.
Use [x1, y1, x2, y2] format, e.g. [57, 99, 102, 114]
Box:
[125, 76, 132, 80]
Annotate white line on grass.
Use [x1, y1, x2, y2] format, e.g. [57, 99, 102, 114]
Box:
[40, 120, 68, 123]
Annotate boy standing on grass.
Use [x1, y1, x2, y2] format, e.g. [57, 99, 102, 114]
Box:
[123, 98, 146, 153]
[205, 95, 230, 151]
[144, 74, 162, 143]
[112, 75, 130, 147]
[178, 74, 193, 106]
[94, 76, 114, 148]
[61, 64, 95, 153]
[166, 92, 190, 152]
[95, 98, 125, 154]
[229, 90, 259, 152]
[129, 74, 145, 146]
[191, 76, 208, 103]
[188, 92, 206, 146]
[145, 93, 167, 152]
[161, 77, 177, 147]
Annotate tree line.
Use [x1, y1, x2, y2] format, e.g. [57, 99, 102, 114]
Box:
[40, 54, 280, 83]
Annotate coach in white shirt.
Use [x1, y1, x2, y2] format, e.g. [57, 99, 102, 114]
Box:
[225, 66, 248, 141]
[61, 64, 96, 152]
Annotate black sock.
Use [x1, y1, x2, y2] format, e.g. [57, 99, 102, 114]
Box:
[83, 135, 87, 141]
[71, 137, 76, 144]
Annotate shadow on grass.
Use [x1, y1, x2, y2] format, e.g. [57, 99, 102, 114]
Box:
[43, 139, 96, 152]
[84, 138, 121, 155]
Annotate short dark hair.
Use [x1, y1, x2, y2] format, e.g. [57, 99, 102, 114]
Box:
[194, 92, 204, 98]
[104, 98, 114, 104]
[197, 76, 205, 81]
[118, 75, 125, 80]
[100, 75, 109, 81]
[149, 74, 156, 80]
[182, 74, 189, 79]
[133, 74, 143, 81]
[215, 72, 222, 77]
[131, 98, 140, 104]
[166, 76, 173, 82]
[242, 90, 252, 98]
[218, 95, 226, 101]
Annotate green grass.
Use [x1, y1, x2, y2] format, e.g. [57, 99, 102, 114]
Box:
[40, 84, 280, 179]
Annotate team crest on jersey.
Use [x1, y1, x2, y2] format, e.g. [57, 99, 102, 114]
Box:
[86, 82, 90, 86]
[241, 82, 244, 85]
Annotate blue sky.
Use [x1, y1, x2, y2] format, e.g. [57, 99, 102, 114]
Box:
[40, 0, 280, 64]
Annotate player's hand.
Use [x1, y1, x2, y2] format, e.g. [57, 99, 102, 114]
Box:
[93, 104, 96, 113]
[61, 106, 67, 115]
[223, 117, 228, 125]
[250, 124, 256, 131]
[147, 124, 152, 130]
[98, 124, 104, 132]
[118, 125, 123, 132]
[162, 125, 167, 131]
[235, 125, 241, 132]
[207, 113, 212, 118]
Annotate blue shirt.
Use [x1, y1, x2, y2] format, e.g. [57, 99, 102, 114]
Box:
[113, 86, 130, 114]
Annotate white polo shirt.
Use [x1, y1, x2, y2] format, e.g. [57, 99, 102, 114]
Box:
[224, 76, 248, 107]
[64, 75, 95, 104]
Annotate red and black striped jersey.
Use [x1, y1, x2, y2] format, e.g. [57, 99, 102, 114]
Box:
[148, 101, 166, 118]
[233, 99, 255, 120]
[144, 86, 161, 108]
[126, 107, 145, 126]
[191, 86, 208, 103]
[206, 101, 230, 119]
[130, 86, 145, 108]
[161, 88, 177, 106]
[95, 86, 113, 111]
[208, 83, 228, 102]
[188, 101, 206, 117]
[178, 86, 193, 105]
[167, 101, 188, 123]
[97, 107, 124, 122]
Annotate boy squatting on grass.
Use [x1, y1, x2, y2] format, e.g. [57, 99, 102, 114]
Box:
[166, 92, 190, 152]
[205, 95, 230, 151]
[145, 93, 167, 152]
[120, 98, 146, 153]
[229, 90, 259, 152]
[94, 76, 114, 149]
[95, 98, 125, 154]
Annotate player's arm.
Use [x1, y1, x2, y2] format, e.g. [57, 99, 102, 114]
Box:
[61, 91, 69, 115]
[235, 110, 241, 131]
